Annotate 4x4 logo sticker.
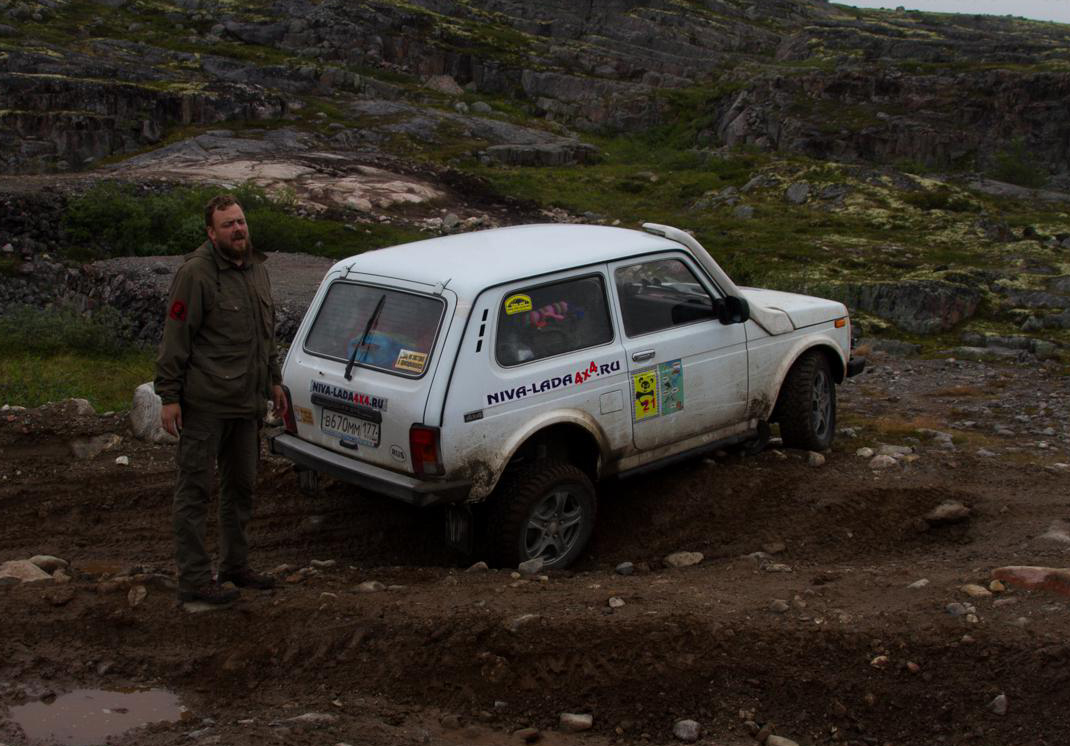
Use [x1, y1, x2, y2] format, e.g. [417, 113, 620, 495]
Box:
[485, 360, 621, 407]
[310, 380, 388, 411]
[504, 294, 532, 315]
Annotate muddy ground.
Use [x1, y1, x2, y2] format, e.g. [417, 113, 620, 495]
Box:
[1, 351, 1069, 746]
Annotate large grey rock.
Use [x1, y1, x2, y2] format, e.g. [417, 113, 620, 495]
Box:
[673, 719, 701, 742]
[784, 181, 811, 204]
[129, 382, 177, 444]
[484, 143, 600, 167]
[828, 281, 982, 334]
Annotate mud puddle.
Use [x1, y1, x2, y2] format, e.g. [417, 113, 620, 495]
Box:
[8, 688, 186, 745]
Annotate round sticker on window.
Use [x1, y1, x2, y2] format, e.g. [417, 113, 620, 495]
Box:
[504, 294, 532, 315]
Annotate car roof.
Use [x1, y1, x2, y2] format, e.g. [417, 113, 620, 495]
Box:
[334, 223, 686, 298]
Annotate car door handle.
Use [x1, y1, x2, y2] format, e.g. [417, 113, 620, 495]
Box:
[631, 350, 655, 362]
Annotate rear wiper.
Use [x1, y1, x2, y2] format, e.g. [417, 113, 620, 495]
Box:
[344, 294, 386, 381]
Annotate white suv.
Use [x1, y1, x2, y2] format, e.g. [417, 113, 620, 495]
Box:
[271, 223, 865, 568]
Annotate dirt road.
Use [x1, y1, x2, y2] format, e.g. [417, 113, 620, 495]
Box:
[1, 352, 1069, 746]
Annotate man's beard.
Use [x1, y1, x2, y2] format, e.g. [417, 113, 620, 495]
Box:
[217, 234, 252, 261]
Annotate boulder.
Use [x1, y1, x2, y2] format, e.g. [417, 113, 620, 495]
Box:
[992, 566, 1070, 598]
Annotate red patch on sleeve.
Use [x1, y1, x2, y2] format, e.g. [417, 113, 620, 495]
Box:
[169, 300, 187, 322]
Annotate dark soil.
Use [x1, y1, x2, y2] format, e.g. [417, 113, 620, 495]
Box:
[1, 352, 1069, 746]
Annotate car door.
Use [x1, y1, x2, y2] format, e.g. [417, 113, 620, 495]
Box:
[609, 252, 749, 451]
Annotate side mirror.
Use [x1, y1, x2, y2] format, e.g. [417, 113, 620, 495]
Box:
[717, 296, 750, 325]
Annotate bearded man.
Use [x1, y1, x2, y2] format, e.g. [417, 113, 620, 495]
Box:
[155, 195, 287, 604]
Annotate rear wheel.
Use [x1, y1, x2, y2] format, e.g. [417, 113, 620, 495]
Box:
[488, 460, 596, 570]
[777, 351, 836, 451]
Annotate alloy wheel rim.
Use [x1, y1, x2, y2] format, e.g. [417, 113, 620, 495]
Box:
[523, 487, 584, 564]
[810, 369, 831, 437]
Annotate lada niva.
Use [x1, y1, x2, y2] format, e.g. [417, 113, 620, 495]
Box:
[271, 223, 865, 568]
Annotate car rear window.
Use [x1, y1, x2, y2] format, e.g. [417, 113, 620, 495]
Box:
[304, 282, 445, 377]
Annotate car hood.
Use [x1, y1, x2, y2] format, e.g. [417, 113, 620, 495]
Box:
[741, 287, 847, 330]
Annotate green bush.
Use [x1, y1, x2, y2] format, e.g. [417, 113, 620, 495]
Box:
[989, 139, 1048, 189]
[903, 189, 979, 213]
[0, 304, 136, 356]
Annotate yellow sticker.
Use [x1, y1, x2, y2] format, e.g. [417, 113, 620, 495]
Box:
[504, 294, 533, 315]
[633, 370, 659, 421]
[395, 349, 428, 373]
[295, 406, 314, 425]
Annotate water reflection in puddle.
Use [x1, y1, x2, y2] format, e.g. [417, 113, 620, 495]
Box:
[9, 688, 186, 745]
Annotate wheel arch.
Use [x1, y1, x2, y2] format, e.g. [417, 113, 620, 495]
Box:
[769, 340, 846, 422]
[467, 410, 610, 500]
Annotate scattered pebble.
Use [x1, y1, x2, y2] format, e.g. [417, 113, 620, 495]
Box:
[504, 613, 540, 634]
[608, 596, 625, 609]
[766, 736, 800, 746]
[672, 719, 700, 742]
[512, 727, 540, 743]
[924, 500, 971, 524]
[310, 559, 337, 569]
[869, 454, 897, 470]
[664, 551, 703, 568]
[465, 561, 489, 573]
[989, 693, 1008, 716]
[908, 578, 929, 589]
[559, 712, 593, 732]
[870, 655, 890, 669]
[807, 452, 825, 467]
[962, 584, 992, 599]
[127, 585, 147, 608]
[115, 455, 130, 466]
[615, 561, 634, 576]
[769, 599, 789, 614]
[356, 580, 385, 593]
[989, 580, 1006, 593]
[855, 447, 874, 458]
[518, 557, 544, 575]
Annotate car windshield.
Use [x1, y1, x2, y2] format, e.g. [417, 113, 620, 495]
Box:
[304, 282, 444, 377]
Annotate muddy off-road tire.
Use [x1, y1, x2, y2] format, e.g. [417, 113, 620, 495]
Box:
[777, 350, 836, 451]
[488, 460, 597, 570]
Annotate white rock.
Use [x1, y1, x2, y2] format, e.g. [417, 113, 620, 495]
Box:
[976, 448, 996, 457]
[0, 560, 52, 583]
[869, 454, 898, 470]
[29, 555, 68, 573]
[310, 559, 337, 569]
[907, 578, 929, 589]
[665, 551, 703, 568]
[762, 563, 793, 573]
[72, 398, 96, 416]
[465, 561, 489, 572]
[356, 580, 385, 593]
[504, 613, 540, 634]
[288, 712, 338, 724]
[807, 452, 825, 467]
[767, 737, 800, 746]
[128, 585, 147, 608]
[855, 447, 874, 458]
[608, 596, 625, 608]
[876, 444, 913, 458]
[115, 455, 130, 466]
[615, 561, 634, 575]
[925, 500, 971, 523]
[129, 382, 178, 444]
[672, 719, 701, 742]
[989, 693, 1008, 716]
[69, 433, 122, 460]
[559, 713, 593, 732]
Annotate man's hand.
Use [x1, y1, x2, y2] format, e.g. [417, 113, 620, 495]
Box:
[271, 384, 288, 421]
[161, 402, 183, 437]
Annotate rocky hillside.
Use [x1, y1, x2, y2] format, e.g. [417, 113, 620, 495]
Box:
[1, 0, 1070, 355]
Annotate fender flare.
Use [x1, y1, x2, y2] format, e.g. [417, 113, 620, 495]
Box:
[762, 337, 848, 422]
[467, 408, 612, 500]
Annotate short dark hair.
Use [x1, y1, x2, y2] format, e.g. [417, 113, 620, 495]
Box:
[205, 195, 242, 228]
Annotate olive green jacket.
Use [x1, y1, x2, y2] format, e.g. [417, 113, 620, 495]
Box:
[155, 240, 282, 418]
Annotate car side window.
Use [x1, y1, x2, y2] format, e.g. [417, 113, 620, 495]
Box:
[495, 274, 614, 366]
[615, 258, 720, 337]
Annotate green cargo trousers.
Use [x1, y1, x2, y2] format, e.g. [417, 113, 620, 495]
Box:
[173, 411, 259, 593]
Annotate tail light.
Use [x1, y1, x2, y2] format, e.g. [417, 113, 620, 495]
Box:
[281, 385, 298, 434]
[410, 425, 444, 477]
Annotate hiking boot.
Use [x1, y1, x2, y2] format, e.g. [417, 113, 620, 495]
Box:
[218, 566, 276, 590]
[177, 581, 240, 605]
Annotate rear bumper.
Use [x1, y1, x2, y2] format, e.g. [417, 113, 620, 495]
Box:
[846, 356, 866, 378]
[270, 433, 471, 507]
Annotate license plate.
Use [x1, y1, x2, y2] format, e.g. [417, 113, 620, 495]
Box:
[321, 409, 380, 447]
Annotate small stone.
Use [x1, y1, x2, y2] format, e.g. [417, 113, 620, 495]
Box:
[989, 694, 1008, 716]
[127, 585, 147, 608]
[504, 613, 540, 634]
[310, 559, 337, 569]
[615, 561, 634, 576]
[0, 560, 52, 583]
[465, 561, 489, 573]
[869, 454, 898, 470]
[766, 737, 800, 746]
[518, 557, 544, 575]
[976, 448, 996, 457]
[906, 661, 921, 673]
[52, 569, 72, 585]
[440, 714, 462, 729]
[288, 712, 338, 724]
[608, 596, 625, 608]
[946, 602, 969, 616]
[512, 727, 540, 743]
[924, 500, 971, 524]
[115, 455, 130, 466]
[870, 655, 890, 669]
[989, 580, 1005, 593]
[769, 599, 790, 613]
[993, 597, 1018, 608]
[664, 551, 703, 568]
[356, 580, 385, 593]
[807, 452, 825, 467]
[762, 563, 793, 573]
[29, 555, 68, 573]
[672, 719, 700, 742]
[962, 584, 992, 599]
[559, 713, 593, 732]
[876, 444, 913, 458]
[907, 578, 929, 589]
[855, 447, 874, 458]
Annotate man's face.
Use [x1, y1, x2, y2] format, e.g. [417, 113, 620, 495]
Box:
[207, 204, 251, 261]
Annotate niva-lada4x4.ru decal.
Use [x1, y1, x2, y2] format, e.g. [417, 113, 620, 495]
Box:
[485, 360, 622, 408]
[310, 380, 389, 411]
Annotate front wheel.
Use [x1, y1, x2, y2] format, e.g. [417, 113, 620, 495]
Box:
[488, 460, 597, 570]
[776, 350, 836, 451]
